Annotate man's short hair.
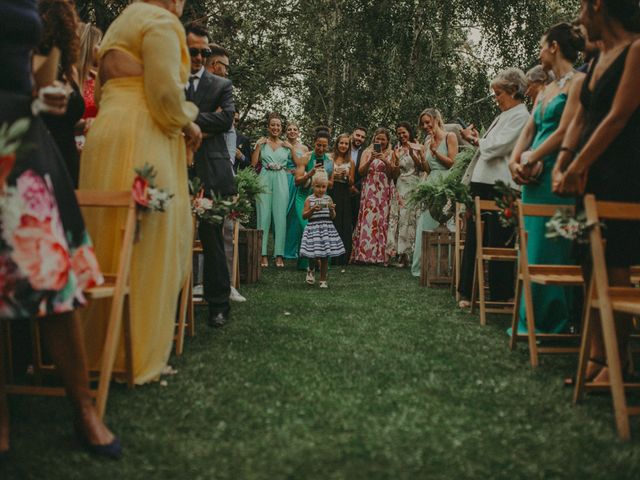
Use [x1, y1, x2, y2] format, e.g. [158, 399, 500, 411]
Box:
[353, 126, 367, 134]
[185, 22, 209, 39]
[209, 43, 230, 58]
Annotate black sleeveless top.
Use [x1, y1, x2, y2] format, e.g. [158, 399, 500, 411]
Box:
[579, 45, 640, 201]
[578, 44, 640, 266]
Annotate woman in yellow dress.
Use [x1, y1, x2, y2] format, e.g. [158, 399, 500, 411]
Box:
[79, 0, 201, 384]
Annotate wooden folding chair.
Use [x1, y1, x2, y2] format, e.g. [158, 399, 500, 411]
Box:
[509, 201, 583, 367]
[470, 197, 518, 325]
[174, 216, 198, 356]
[3, 191, 136, 419]
[573, 194, 640, 440]
[453, 202, 467, 301]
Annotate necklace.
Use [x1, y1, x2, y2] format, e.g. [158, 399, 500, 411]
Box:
[556, 69, 576, 89]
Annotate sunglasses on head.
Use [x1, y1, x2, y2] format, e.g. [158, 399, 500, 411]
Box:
[189, 48, 212, 58]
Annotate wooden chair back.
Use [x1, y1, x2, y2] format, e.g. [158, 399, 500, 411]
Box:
[3, 191, 136, 419]
[573, 194, 640, 440]
[470, 196, 518, 325]
[509, 201, 582, 367]
[78, 190, 137, 418]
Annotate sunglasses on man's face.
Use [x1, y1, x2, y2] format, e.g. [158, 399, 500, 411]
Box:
[189, 48, 212, 58]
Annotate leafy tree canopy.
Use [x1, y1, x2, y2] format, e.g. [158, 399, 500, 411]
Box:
[76, 0, 580, 142]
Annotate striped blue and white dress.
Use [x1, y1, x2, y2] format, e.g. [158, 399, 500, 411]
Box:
[299, 194, 346, 259]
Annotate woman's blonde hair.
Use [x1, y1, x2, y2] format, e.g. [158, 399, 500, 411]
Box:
[312, 170, 329, 186]
[76, 22, 102, 90]
[418, 108, 445, 134]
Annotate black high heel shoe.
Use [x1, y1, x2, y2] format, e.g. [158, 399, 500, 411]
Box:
[74, 422, 122, 460]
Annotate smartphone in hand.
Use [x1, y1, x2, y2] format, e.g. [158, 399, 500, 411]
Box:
[456, 117, 469, 130]
[373, 143, 382, 153]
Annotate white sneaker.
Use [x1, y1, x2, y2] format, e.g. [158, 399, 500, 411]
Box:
[193, 285, 204, 296]
[305, 269, 315, 285]
[319, 281, 328, 289]
[229, 286, 246, 302]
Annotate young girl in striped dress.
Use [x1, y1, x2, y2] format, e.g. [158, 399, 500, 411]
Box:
[300, 171, 345, 288]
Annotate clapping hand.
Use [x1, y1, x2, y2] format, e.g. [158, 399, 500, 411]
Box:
[460, 124, 479, 145]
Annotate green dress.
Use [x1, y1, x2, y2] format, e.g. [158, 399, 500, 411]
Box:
[284, 148, 304, 259]
[286, 153, 328, 269]
[517, 93, 575, 333]
[257, 143, 291, 257]
[411, 139, 452, 277]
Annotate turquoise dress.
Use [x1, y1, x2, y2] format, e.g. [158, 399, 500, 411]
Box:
[257, 143, 291, 257]
[517, 93, 575, 333]
[284, 148, 304, 259]
[411, 139, 452, 277]
[285, 152, 329, 269]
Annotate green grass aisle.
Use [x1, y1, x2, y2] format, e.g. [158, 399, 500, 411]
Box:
[2, 265, 640, 479]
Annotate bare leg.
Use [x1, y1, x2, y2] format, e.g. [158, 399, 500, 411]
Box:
[0, 324, 8, 454]
[261, 256, 268, 267]
[320, 259, 328, 282]
[39, 312, 114, 446]
[591, 266, 633, 382]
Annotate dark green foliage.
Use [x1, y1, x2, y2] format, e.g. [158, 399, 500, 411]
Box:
[74, 1, 580, 140]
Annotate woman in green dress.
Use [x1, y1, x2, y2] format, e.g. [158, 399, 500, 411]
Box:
[252, 113, 296, 268]
[289, 129, 331, 269]
[411, 109, 458, 277]
[284, 122, 308, 260]
[508, 23, 585, 333]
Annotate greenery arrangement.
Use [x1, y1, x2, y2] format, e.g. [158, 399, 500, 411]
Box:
[493, 180, 520, 229]
[545, 208, 600, 244]
[190, 168, 265, 225]
[407, 148, 475, 226]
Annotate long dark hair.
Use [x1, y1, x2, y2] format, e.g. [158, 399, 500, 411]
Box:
[588, 0, 640, 32]
[545, 22, 585, 62]
[38, 0, 80, 82]
[395, 121, 416, 143]
[332, 133, 351, 160]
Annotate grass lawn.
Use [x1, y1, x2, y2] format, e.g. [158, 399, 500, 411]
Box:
[2, 264, 640, 479]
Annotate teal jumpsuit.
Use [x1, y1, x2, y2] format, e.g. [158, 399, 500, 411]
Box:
[257, 144, 291, 257]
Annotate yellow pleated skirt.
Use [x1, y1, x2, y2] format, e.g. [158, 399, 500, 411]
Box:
[79, 77, 192, 384]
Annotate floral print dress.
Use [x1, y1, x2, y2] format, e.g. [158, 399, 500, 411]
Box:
[386, 148, 420, 257]
[1, 0, 102, 319]
[350, 152, 395, 264]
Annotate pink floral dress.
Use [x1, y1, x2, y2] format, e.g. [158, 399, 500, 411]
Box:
[350, 152, 395, 264]
[1, 97, 103, 319]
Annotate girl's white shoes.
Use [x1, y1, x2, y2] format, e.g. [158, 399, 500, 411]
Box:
[305, 269, 315, 285]
[319, 281, 328, 289]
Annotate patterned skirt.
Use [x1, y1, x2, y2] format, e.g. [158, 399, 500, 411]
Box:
[0, 90, 103, 319]
[300, 219, 345, 259]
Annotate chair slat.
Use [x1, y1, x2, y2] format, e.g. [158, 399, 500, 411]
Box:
[596, 200, 640, 221]
[520, 203, 575, 217]
[75, 190, 132, 207]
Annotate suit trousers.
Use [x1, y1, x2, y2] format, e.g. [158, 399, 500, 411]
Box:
[199, 219, 231, 314]
[458, 182, 516, 301]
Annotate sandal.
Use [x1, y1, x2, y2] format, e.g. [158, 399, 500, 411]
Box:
[260, 256, 268, 268]
[564, 357, 607, 387]
[458, 299, 471, 309]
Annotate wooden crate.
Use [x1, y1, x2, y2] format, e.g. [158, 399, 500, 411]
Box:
[420, 226, 455, 288]
[239, 228, 262, 284]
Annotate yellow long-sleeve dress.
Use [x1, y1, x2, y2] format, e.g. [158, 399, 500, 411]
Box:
[79, 2, 197, 384]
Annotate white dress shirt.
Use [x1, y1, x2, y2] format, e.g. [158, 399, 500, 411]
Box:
[187, 66, 205, 92]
